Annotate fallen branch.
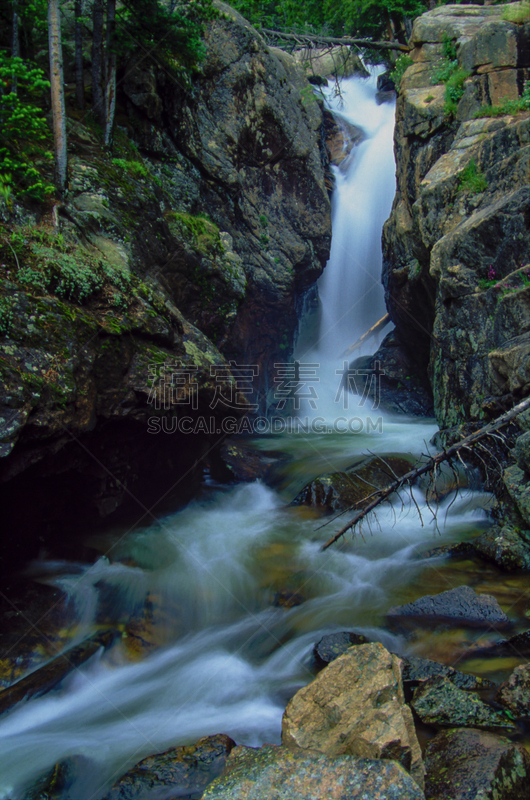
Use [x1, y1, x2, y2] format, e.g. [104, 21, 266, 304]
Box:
[261, 29, 410, 52]
[321, 395, 530, 550]
[340, 313, 390, 359]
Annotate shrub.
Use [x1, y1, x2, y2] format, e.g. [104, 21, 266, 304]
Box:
[457, 159, 488, 194]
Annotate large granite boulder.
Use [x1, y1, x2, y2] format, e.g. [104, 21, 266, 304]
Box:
[203, 744, 425, 800]
[282, 642, 424, 787]
[424, 728, 530, 800]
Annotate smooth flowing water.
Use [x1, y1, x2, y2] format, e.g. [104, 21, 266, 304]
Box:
[0, 73, 523, 800]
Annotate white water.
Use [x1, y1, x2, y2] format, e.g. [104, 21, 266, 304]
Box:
[0, 73, 495, 800]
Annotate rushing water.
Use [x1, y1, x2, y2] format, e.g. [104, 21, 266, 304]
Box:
[0, 72, 521, 799]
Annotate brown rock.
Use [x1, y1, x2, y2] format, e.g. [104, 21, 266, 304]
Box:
[281, 642, 424, 787]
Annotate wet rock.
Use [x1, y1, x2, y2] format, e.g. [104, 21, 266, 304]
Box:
[313, 631, 370, 668]
[503, 465, 530, 527]
[322, 108, 365, 171]
[0, 629, 116, 716]
[22, 755, 96, 800]
[272, 590, 304, 609]
[290, 453, 415, 514]
[472, 524, 530, 571]
[424, 728, 530, 800]
[282, 642, 425, 787]
[495, 664, 530, 718]
[411, 676, 516, 733]
[202, 744, 425, 800]
[401, 654, 494, 695]
[387, 585, 510, 630]
[482, 629, 530, 658]
[103, 734, 236, 800]
[211, 441, 277, 484]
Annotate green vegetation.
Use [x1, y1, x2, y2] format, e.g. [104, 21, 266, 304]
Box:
[431, 39, 469, 116]
[457, 159, 488, 195]
[165, 212, 224, 256]
[502, 0, 530, 23]
[389, 54, 413, 93]
[0, 54, 54, 201]
[474, 81, 530, 118]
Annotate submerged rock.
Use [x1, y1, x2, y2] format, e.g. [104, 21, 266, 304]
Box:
[388, 585, 510, 630]
[401, 654, 494, 694]
[424, 728, 530, 800]
[203, 744, 425, 800]
[495, 664, 530, 718]
[103, 734, 235, 800]
[313, 630, 371, 668]
[282, 642, 424, 787]
[411, 676, 516, 733]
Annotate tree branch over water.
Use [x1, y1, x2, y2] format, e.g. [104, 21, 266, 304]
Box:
[321, 395, 530, 551]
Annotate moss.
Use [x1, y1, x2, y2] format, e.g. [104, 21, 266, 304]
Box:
[165, 211, 223, 257]
[457, 159, 488, 195]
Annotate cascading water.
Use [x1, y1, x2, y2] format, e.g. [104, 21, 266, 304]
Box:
[0, 71, 507, 800]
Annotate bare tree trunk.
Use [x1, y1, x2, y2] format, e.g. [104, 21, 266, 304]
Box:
[92, 0, 105, 126]
[104, 0, 116, 148]
[48, 0, 68, 196]
[12, 0, 20, 94]
[74, 0, 85, 110]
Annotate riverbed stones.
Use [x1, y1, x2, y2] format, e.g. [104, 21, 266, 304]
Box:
[495, 664, 530, 718]
[102, 734, 235, 800]
[282, 642, 425, 787]
[411, 676, 516, 733]
[387, 585, 510, 629]
[313, 630, 370, 668]
[472, 524, 530, 571]
[424, 728, 530, 800]
[202, 744, 425, 800]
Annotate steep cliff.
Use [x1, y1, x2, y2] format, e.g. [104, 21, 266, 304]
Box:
[381, 3, 529, 428]
[0, 3, 331, 570]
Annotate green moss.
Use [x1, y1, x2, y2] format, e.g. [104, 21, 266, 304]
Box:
[457, 159, 488, 194]
[165, 211, 223, 256]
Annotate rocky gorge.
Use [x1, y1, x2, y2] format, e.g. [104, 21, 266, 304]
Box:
[1, 2, 530, 799]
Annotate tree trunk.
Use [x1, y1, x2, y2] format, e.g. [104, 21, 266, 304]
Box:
[74, 0, 85, 109]
[104, 0, 116, 148]
[48, 0, 68, 196]
[92, 0, 105, 126]
[12, 0, 20, 94]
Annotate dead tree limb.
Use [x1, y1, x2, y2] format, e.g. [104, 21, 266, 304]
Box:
[340, 314, 390, 359]
[321, 395, 530, 550]
[261, 29, 411, 52]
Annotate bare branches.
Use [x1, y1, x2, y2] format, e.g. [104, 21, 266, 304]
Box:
[261, 29, 410, 53]
[321, 395, 530, 550]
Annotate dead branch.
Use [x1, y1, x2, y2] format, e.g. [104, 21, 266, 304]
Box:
[321, 395, 530, 550]
[340, 314, 391, 359]
[261, 29, 410, 52]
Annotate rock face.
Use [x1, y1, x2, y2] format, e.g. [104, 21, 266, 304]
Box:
[424, 728, 530, 800]
[0, 3, 331, 568]
[387, 585, 510, 629]
[282, 642, 425, 787]
[411, 675, 516, 733]
[495, 663, 530, 717]
[203, 744, 425, 800]
[379, 3, 530, 429]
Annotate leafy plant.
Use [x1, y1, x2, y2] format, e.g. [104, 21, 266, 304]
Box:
[389, 54, 413, 93]
[432, 53, 470, 115]
[0, 54, 54, 201]
[474, 81, 530, 118]
[457, 159, 488, 195]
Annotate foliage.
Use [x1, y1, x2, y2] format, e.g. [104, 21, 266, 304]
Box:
[389, 53, 413, 92]
[431, 51, 469, 116]
[165, 212, 224, 256]
[0, 54, 54, 201]
[502, 0, 530, 23]
[474, 81, 530, 118]
[112, 158, 151, 180]
[457, 159, 488, 195]
[1, 227, 133, 305]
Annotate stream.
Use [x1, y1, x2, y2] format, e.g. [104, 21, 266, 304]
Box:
[1, 70, 528, 800]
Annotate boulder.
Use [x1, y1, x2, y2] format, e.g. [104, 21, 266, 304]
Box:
[503, 465, 530, 527]
[472, 524, 530, 571]
[387, 585, 510, 630]
[411, 676, 516, 733]
[103, 734, 235, 800]
[401, 654, 494, 695]
[202, 744, 425, 800]
[514, 431, 530, 474]
[290, 454, 415, 514]
[424, 728, 530, 800]
[282, 642, 424, 787]
[313, 631, 371, 668]
[495, 664, 530, 718]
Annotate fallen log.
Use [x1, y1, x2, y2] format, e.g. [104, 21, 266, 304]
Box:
[261, 29, 410, 52]
[321, 395, 530, 550]
[340, 313, 390, 358]
[0, 628, 117, 716]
